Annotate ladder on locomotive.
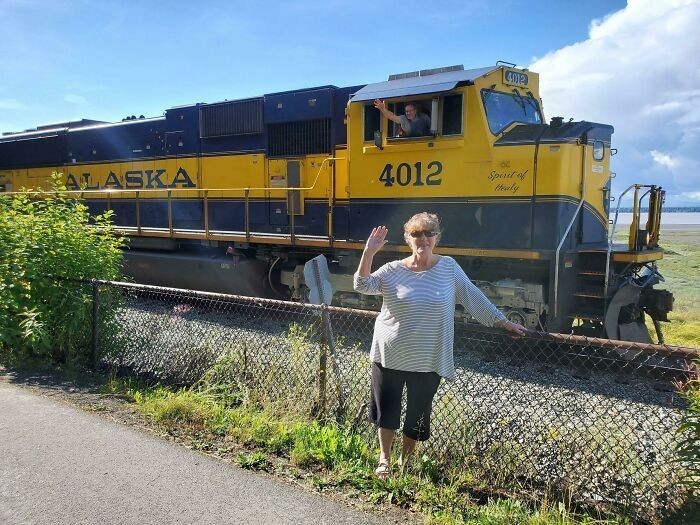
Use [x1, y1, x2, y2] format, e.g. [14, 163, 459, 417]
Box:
[567, 184, 665, 338]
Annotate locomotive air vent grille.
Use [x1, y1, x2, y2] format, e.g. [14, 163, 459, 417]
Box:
[200, 98, 264, 138]
[267, 118, 331, 157]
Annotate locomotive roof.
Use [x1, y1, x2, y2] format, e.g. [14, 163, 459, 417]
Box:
[350, 66, 497, 102]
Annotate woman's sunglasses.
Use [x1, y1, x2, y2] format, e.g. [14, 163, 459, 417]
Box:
[408, 230, 438, 238]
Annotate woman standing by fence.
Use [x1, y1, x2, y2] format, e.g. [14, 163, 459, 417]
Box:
[354, 212, 526, 478]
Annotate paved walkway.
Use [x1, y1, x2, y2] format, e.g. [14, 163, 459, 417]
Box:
[0, 382, 382, 525]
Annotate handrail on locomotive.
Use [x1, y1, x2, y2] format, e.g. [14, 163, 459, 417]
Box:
[3, 156, 340, 245]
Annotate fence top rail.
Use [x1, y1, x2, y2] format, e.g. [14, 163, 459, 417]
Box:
[53, 276, 700, 358]
[466, 325, 700, 360]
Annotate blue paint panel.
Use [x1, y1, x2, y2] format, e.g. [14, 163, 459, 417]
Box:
[347, 200, 531, 248]
[164, 105, 200, 156]
[0, 130, 67, 169]
[332, 203, 349, 239]
[208, 200, 252, 231]
[302, 201, 330, 236]
[139, 201, 168, 229]
[532, 200, 575, 250]
[172, 200, 204, 229]
[110, 201, 136, 227]
[106, 199, 204, 230]
[466, 203, 531, 248]
[166, 198, 331, 236]
[345, 199, 604, 250]
[67, 118, 168, 163]
[165, 105, 200, 133]
[83, 196, 604, 252]
[269, 200, 287, 225]
[581, 209, 607, 244]
[263, 200, 329, 236]
[85, 201, 108, 218]
[63, 104, 201, 165]
[265, 87, 335, 124]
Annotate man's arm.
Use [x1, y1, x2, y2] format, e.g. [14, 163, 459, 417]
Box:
[373, 99, 401, 125]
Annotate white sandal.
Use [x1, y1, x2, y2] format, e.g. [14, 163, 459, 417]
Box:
[374, 461, 391, 479]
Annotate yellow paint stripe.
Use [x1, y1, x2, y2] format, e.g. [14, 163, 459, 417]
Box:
[438, 247, 541, 259]
[612, 251, 664, 263]
[308, 241, 540, 259]
[117, 227, 542, 259]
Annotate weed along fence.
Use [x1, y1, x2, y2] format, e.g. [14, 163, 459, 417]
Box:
[86, 279, 697, 522]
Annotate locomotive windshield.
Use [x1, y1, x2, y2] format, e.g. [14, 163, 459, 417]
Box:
[481, 89, 542, 134]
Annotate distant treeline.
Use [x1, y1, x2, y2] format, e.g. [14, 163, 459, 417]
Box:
[617, 207, 700, 213]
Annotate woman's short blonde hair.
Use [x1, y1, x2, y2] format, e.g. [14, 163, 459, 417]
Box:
[403, 212, 442, 244]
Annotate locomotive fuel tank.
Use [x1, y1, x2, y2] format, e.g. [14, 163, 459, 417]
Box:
[123, 250, 272, 297]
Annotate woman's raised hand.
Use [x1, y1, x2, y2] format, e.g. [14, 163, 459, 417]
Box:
[365, 226, 388, 254]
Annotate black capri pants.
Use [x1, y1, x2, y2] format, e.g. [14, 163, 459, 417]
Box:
[369, 362, 442, 441]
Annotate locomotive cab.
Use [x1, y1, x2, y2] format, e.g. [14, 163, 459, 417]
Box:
[341, 65, 671, 341]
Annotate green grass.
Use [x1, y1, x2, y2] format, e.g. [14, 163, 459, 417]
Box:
[652, 229, 700, 347]
[121, 382, 636, 524]
[613, 228, 700, 347]
[135, 388, 215, 425]
[236, 451, 271, 470]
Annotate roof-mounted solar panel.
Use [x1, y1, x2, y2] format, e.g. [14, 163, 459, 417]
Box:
[388, 71, 420, 81]
[419, 65, 464, 77]
[388, 65, 464, 81]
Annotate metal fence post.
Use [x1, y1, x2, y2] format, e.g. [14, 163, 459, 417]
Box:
[91, 279, 99, 371]
[317, 304, 329, 420]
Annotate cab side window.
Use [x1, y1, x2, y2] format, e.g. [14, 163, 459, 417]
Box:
[363, 104, 381, 142]
[362, 93, 463, 141]
[388, 102, 405, 137]
[441, 94, 463, 135]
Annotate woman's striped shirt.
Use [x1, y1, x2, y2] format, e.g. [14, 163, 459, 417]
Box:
[353, 256, 506, 381]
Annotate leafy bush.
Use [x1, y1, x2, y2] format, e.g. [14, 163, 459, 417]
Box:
[0, 175, 124, 365]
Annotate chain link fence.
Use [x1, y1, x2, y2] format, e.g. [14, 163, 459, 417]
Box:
[86, 279, 697, 522]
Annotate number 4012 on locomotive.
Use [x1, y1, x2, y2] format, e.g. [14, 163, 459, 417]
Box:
[0, 63, 674, 343]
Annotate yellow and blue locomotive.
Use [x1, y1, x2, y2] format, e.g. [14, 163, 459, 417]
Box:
[0, 64, 673, 342]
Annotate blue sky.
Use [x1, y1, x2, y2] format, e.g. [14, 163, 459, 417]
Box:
[2, 0, 698, 205]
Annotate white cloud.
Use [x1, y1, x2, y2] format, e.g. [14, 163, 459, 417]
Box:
[681, 191, 700, 200]
[0, 98, 27, 110]
[650, 150, 678, 169]
[64, 94, 86, 104]
[530, 0, 700, 206]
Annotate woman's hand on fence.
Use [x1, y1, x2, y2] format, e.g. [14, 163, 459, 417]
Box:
[365, 226, 388, 255]
[497, 319, 527, 336]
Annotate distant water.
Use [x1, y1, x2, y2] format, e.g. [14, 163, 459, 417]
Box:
[614, 212, 700, 225]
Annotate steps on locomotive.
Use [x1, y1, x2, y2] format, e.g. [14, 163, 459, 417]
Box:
[568, 249, 612, 323]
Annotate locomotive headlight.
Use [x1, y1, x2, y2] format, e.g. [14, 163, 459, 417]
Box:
[593, 140, 605, 161]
